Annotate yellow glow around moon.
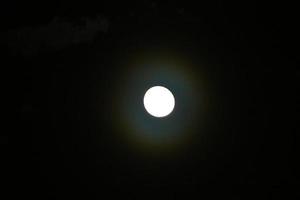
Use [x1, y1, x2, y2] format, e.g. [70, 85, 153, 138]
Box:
[143, 86, 175, 118]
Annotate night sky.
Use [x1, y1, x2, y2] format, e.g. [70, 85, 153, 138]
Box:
[2, 1, 298, 199]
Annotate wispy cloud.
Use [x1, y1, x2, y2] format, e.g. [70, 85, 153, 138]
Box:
[3, 16, 109, 57]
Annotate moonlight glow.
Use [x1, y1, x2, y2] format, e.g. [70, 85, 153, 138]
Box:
[143, 86, 175, 118]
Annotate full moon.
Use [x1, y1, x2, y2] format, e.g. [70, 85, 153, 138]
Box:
[143, 86, 175, 118]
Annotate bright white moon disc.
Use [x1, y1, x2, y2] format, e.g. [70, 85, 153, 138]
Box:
[143, 86, 175, 117]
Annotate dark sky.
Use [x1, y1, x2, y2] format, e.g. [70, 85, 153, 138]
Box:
[3, 1, 298, 199]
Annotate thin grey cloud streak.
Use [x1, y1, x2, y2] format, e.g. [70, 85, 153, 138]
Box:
[4, 16, 109, 57]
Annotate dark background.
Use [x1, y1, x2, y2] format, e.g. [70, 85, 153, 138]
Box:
[2, 1, 298, 199]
